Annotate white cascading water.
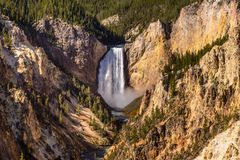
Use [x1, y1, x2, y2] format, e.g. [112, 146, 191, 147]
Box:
[98, 46, 139, 110]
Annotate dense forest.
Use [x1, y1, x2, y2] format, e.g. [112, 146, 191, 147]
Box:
[0, 0, 200, 44]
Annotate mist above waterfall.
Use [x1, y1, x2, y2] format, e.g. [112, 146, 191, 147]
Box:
[98, 46, 141, 110]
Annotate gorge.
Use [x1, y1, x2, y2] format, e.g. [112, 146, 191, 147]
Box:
[1, 0, 240, 159]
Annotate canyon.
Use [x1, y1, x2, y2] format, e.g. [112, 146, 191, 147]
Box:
[0, 0, 240, 159]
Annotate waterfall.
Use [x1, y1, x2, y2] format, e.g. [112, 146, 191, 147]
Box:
[98, 45, 139, 110]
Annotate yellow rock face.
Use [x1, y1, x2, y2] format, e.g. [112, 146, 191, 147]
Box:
[130, 41, 166, 90]
[126, 20, 169, 90]
[126, 0, 238, 91]
[171, 0, 238, 54]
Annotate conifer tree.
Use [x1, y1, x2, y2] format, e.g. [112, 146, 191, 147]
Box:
[59, 110, 63, 124]
[64, 103, 69, 113]
[76, 104, 81, 115]
[3, 31, 12, 49]
[20, 152, 25, 160]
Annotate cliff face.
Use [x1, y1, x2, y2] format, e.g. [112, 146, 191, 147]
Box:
[0, 16, 112, 160]
[141, 31, 239, 159]
[125, 20, 169, 90]
[126, 0, 238, 91]
[2, 22, 64, 94]
[107, 0, 240, 159]
[34, 18, 107, 86]
[171, 0, 238, 54]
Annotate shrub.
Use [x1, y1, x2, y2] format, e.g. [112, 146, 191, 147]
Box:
[3, 31, 12, 49]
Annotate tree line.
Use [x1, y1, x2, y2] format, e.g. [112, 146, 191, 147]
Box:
[0, 0, 123, 44]
[0, 0, 201, 44]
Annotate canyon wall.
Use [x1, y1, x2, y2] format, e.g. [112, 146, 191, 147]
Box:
[108, 0, 240, 159]
[171, 0, 238, 54]
[126, 0, 238, 90]
[125, 20, 169, 90]
[0, 16, 112, 160]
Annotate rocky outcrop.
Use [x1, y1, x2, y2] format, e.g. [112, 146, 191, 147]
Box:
[125, 20, 169, 90]
[125, 25, 141, 42]
[171, 0, 238, 54]
[126, 0, 238, 90]
[101, 14, 120, 26]
[2, 22, 64, 94]
[34, 18, 107, 86]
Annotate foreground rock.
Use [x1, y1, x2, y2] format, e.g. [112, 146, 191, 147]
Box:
[195, 121, 240, 160]
[101, 14, 120, 27]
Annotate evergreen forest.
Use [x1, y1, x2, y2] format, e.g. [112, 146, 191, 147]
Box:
[0, 0, 201, 44]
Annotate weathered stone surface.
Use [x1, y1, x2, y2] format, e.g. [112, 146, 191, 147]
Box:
[195, 121, 240, 160]
[125, 24, 141, 42]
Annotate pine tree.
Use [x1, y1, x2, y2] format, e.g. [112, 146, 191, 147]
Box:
[45, 96, 49, 108]
[64, 103, 69, 113]
[20, 152, 25, 160]
[7, 83, 10, 91]
[66, 89, 70, 97]
[59, 110, 63, 124]
[3, 31, 12, 49]
[58, 93, 63, 105]
[76, 104, 81, 115]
